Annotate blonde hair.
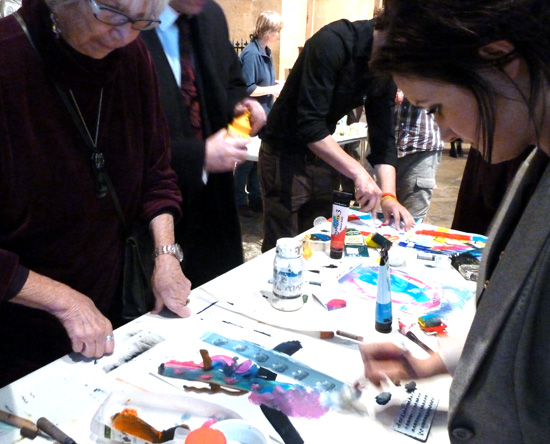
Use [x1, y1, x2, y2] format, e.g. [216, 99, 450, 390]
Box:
[253, 11, 283, 41]
[45, 0, 169, 19]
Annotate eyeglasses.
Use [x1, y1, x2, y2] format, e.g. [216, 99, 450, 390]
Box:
[88, 0, 161, 31]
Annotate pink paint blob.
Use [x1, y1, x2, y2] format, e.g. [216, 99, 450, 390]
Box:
[249, 385, 329, 419]
[326, 299, 347, 311]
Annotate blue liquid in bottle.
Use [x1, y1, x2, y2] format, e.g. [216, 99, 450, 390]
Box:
[375, 246, 392, 333]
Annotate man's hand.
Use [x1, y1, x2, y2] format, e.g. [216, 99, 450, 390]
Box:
[204, 129, 248, 172]
[234, 98, 267, 136]
[353, 171, 382, 212]
[380, 197, 415, 231]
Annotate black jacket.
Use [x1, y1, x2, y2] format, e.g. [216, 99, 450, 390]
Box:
[141, 0, 246, 287]
[262, 19, 397, 168]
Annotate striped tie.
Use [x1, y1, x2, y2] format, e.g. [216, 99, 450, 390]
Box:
[177, 15, 202, 140]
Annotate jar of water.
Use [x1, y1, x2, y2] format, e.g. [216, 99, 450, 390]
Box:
[271, 238, 304, 311]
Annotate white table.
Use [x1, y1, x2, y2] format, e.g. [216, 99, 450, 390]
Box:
[0, 212, 479, 444]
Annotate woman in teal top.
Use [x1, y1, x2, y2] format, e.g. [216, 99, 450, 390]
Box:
[235, 11, 283, 216]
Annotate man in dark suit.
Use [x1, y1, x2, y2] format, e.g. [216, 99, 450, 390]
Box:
[141, 0, 266, 288]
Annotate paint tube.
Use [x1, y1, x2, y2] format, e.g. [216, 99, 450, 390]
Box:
[329, 191, 353, 259]
[375, 246, 393, 333]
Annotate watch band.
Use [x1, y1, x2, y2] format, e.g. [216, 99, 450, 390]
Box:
[154, 243, 183, 262]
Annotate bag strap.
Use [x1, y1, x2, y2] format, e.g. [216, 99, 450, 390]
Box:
[14, 11, 129, 232]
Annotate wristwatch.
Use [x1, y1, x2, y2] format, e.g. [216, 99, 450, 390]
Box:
[153, 243, 184, 262]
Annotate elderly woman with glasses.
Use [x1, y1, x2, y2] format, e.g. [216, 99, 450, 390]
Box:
[0, 0, 192, 386]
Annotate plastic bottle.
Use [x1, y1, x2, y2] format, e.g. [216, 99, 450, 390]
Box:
[375, 245, 393, 333]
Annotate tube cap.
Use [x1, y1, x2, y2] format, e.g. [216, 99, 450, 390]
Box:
[185, 427, 226, 444]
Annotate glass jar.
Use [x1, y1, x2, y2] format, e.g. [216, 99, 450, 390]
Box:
[271, 238, 304, 311]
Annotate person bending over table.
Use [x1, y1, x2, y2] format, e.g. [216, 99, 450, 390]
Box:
[0, 0, 192, 387]
[361, 0, 550, 442]
[258, 18, 415, 253]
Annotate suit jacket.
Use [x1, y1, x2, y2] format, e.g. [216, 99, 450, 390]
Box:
[448, 148, 550, 443]
[141, 1, 246, 287]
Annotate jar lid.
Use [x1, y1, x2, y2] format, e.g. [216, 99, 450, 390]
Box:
[275, 237, 302, 258]
[185, 427, 226, 444]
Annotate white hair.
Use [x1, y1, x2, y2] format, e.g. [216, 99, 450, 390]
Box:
[44, 0, 169, 19]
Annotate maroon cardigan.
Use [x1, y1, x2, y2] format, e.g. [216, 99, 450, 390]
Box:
[0, 0, 182, 383]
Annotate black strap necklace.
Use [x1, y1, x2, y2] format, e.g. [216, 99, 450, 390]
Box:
[68, 88, 104, 148]
[68, 88, 109, 197]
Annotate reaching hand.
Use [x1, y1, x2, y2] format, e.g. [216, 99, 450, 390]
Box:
[380, 197, 415, 231]
[353, 171, 382, 212]
[359, 342, 448, 386]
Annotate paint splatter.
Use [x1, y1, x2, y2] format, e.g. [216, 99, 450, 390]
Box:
[338, 264, 441, 310]
[159, 356, 330, 418]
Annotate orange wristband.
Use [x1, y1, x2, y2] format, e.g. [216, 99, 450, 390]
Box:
[381, 192, 397, 199]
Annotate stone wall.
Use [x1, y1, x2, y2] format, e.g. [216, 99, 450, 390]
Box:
[218, 0, 377, 80]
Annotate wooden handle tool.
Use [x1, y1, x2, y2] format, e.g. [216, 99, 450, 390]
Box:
[37, 417, 76, 444]
[0, 409, 39, 438]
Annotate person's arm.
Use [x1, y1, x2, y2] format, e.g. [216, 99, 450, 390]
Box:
[9, 271, 115, 359]
[249, 83, 284, 98]
[364, 74, 414, 229]
[359, 342, 449, 386]
[375, 164, 415, 230]
[308, 135, 381, 211]
[293, 27, 381, 210]
[149, 213, 191, 318]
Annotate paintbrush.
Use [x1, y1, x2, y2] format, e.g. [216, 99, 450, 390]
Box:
[398, 320, 435, 355]
[37, 417, 76, 444]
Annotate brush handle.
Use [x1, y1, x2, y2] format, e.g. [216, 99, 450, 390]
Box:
[37, 417, 76, 444]
[406, 331, 435, 354]
[0, 410, 38, 437]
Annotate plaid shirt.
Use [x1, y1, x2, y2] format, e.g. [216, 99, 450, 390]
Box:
[394, 97, 444, 158]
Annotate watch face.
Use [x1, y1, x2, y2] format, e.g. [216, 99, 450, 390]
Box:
[174, 244, 184, 261]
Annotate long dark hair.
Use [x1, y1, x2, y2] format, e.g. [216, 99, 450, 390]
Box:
[372, 0, 550, 161]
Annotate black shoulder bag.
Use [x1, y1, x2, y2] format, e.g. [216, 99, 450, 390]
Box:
[15, 12, 155, 320]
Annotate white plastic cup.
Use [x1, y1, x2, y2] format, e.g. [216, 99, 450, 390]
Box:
[210, 419, 269, 444]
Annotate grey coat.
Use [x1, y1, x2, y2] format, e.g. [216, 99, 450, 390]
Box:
[449, 148, 550, 443]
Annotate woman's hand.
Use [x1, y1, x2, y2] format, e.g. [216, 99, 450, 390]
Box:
[151, 255, 192, 318]
[359, 342, 448, 386]
[11, 271, 115, 359]
[148, 214, 192, 318]
[54, 292, 115, 358]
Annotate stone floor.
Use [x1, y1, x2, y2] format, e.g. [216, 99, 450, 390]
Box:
[239, 147, 469, 262]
